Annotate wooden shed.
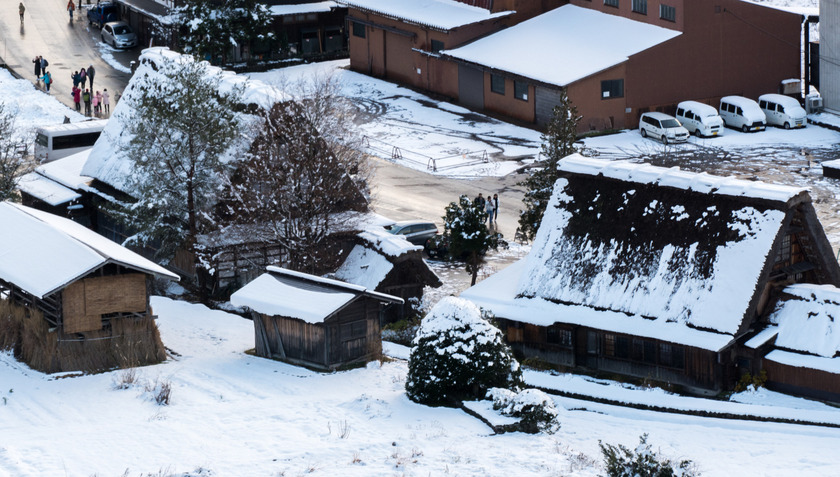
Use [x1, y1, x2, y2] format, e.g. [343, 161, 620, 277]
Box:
[230, 266, 403, 370]
[0, 202, 179, 373]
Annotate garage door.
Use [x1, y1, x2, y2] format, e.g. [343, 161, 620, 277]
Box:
[458, 64, 484, 110]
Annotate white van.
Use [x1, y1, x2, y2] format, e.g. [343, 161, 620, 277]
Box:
[639, 112, 690, 144]
[719, 96, 766, 132]
[675, 101, 724, 138]
[34, 119, 108, 163]
[758, 94, 806, 129]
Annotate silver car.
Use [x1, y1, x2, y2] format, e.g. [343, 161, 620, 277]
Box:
[384, 220, 438, 246]
[101, 21, 137, 49]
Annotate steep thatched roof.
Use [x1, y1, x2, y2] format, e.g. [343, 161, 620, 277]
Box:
[518, 156, 809, 335]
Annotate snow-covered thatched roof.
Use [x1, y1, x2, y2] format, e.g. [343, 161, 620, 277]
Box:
[770, 284, 840, 358]
[0, 202, 178, 299]
[81, 47, 286, 196]
[463, 156, 812, 351]
[340, 0, 512, 31]
[230, 266, 403, 323]
[442, 5, 680, 87]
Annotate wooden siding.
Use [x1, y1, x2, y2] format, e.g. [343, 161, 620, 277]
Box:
[764, 359, 840, 402]
[260, 314, 327, 366]
[62, 274, 147, 334]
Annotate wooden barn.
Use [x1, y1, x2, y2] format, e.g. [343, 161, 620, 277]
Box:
[333, 228, 441, 322]
[230, 266, 403, 370]
[462, 155, 840, 395]
[0, 202, 179, 373]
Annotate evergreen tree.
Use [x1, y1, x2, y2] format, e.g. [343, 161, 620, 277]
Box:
[442, 195, 503, 286]
[0, 102, 29, 202]
[176, 0, 274, 66]
[406, 297, 522, 407]
[518, 89, 580, 240]
[119, 57, 245, 288]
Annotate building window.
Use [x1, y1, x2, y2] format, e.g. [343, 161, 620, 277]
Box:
[601, 79, 624, 99]
[632, 0, 647, 14]
[431, 39, 444, 53]
[616, 336, 630, 358]
[514, 81, 528, 101]
[352, 21, 366, 38]
[604, 333, 616, 356]
[604, 0, 619, 7]
[660, 4, 676, 22]
[587, 331, 599, 355]
[776, 234, 792, 264]
[491, 74, 505, 95]
[659, 343, 685, 369]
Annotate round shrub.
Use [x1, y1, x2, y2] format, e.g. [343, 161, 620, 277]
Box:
[488, 387, 561, 434]
[405, 297, 522, 407]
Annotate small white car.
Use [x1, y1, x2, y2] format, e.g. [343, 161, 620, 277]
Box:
[675, 101, 724, 138]
[720, 96, 766, 132]
[101, 21, 137, 49]
[639, 112, 690, 144]
[758, 94, 806, 129]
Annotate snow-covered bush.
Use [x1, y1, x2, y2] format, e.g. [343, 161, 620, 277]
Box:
[487, 387, 560, 434]
[405, 297, 522, 407]
[600, 434, 699, 477]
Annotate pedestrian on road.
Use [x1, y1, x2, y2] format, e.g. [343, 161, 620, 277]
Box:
[87, 65, 96, 91]
[92, 91, 101, 115]
[485, 196, 495, 224]
[83, 89, 91, 116]
[19, 3, 25, 23]
[67, 0, 75, 22]
[40, 57, 48, 73]
[71, 71, 80, 89]
[40, 71, 52, 93]
[102, 89, 110, 114]
[474, 193, 485, 209]
[79, 67, 87, 88]
[493, 194, 499, 222]
[33, 56, 41, 79]
[72, 86, 81, 111]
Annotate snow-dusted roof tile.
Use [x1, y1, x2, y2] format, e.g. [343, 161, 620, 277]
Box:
[17, 172, 81, 206]
[36, 149, 93, 190]
[341, 0, 512, 31]
[358, 228, 422, 257]
[443, 4, 680, 87]
[0, 203, 178, 299]
[770, 284, 840, 358]
[333, 244, 394, 289]
[270, 1, 337, 16]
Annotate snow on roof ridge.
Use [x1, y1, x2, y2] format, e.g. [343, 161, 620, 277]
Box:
[339, 0, 513, 31]
[358, 228, 422, 257]
[559, 154, 806, 203]
[266, 266, 404, 304]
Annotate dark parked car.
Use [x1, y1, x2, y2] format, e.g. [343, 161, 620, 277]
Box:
[384, 220, 438, 246]
[88, 2, 118, 29]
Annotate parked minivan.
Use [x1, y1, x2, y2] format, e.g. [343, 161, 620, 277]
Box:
[675, 101, 724, 138]
[719, 96, 766, 132]
[758, 94, 806, 129]
[639, 112, 690, 144]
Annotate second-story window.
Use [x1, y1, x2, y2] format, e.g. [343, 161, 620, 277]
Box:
[632, 0, 647, 14]
[491, 74, 505, 95]
[431, 39, 444, 53]
[352, 21, 366, 38]
[604, 0, 619, 7]
[660, 4, 676, 21]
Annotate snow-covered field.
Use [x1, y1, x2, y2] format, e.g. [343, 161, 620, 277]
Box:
[3, 297, 840, 476]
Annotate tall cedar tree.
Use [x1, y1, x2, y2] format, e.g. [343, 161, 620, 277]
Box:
[0, 102, 29, 201]
[222, 101, 368, 274]
[120, 58, 245, 287]
[443, 195, 503, 286]
[518, 89, 580, 240]
[177, 0, 274, 66]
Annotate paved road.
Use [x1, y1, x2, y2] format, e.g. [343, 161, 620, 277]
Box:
[0, 0, 138, 113]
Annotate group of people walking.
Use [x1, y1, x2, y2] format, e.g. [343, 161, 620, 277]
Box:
[474, 193, 500, 225]
[32, 56, 52, 93]
[72, 66, 106, 116]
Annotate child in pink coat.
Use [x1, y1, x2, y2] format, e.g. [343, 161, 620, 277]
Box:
[93, 90, 101, 115]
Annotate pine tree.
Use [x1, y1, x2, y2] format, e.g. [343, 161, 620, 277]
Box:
[518, 89, 580, 240]
[176, 0, 275, 66]
[406, 297, 522, 407]
[443, 195, 503, 286]
[119, 57, 245, 288]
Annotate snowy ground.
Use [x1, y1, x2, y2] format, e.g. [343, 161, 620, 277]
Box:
[2, 297, 840, 476]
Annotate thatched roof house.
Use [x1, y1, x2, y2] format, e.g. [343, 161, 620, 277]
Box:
[0, 202, 179, 373]
[231, 266, 403, 369]
[333, 228, 441, 321]
[462, 155, 840, 394]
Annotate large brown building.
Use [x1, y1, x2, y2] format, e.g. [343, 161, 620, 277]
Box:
[345, 0, 803, 132]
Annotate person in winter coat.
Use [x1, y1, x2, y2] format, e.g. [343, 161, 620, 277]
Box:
[493, 194, 499, 222]
[40, 57, 48, 73]
[19, 3, 25, 23]
[82, 89, 91, 115]
[71, 71, 80, 89]
[67, 0, 75, 21]
[102, 89, 110, 114]
[87, 65, 95, 91]
[484, 195, 495, 224]
[79, 67, 86, 88]
[33, 56, 41, 79]
[92, 91, 100, 115]
[40, 71, 52, 93]
[474, 193, 486, 209]
[72, 86, 81, 111]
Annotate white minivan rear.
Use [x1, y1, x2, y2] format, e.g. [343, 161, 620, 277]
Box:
[758, 94, 806, 129]
[719, 96, 766, 133]
[675, 101, 724, 138]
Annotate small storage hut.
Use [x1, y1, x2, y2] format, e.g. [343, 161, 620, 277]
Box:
[231, 266, 403, 370]
[0, 202, 179, 373]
